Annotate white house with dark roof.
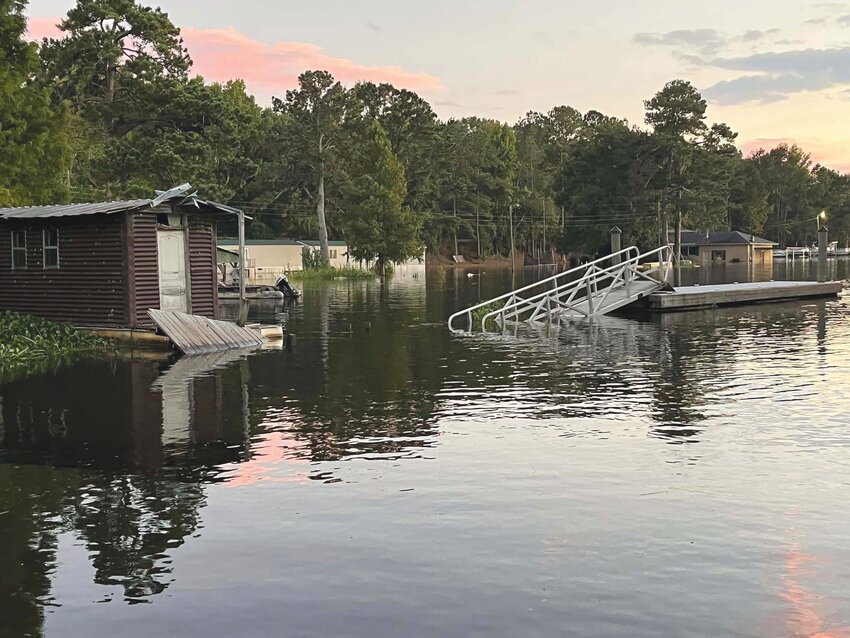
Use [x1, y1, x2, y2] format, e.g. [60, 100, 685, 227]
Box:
[673, 230, 778, 265]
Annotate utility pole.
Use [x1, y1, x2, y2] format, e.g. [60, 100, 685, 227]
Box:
[542, 198, 547, 262]
[453, 195, 459, 257]
[509, 204, 515, 272]
[818, 225, 828, 283]
[476, 208, 481, 258]
[475, 185, 481, 258]
[237, 209, 248, 327]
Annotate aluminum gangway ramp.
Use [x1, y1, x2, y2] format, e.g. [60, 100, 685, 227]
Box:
[448, 245, 673, 333]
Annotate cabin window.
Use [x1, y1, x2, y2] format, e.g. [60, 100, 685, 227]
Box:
[330, 249, 337, 259]
[11, 230, 26, 269]
[43, 228, 60, 269]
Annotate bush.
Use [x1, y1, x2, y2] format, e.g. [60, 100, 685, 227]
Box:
[0, 312, 114, 373]
[301, 246, 325, 270]
[288, 266, 378, 281]
[471, 302, 504, 330]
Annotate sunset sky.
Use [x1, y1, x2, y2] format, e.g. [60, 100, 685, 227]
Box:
[25, 0, 850, 173]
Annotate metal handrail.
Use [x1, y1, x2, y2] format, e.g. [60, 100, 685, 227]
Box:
[447, 246, 640, 332]
[484, 254, 641, 328]
[448, 245, 673, 333]
[481, 253, 647, 331]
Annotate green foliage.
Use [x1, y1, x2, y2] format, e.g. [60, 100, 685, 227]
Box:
[0, 0, 71, 206]
[288, 266, 377, 281]
[471, 302, 503, 331]
[272, 70, 359, 265]
[6, 0, 849, 259]
[0, 312, 114, 378]
[301, 246, 325, 270]
[341, 120, 423, 273]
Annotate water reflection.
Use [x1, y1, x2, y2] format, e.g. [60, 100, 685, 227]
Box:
[1, 267, 849, 638]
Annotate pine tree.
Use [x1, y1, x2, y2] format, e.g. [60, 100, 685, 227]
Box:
[0, 1, 69, 206]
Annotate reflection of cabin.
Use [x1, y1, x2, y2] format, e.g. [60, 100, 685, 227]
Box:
[675, 230, 777, 265]
[0, 189, 237, 327]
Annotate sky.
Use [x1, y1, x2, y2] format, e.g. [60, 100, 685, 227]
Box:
[25, 0, 850, 173]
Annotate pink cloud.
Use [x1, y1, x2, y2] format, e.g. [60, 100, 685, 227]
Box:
[741, 138, 850, 174]
[27, 16, 62, 40]
[183, 27, 444, 99]
[26, 16, 444, 101]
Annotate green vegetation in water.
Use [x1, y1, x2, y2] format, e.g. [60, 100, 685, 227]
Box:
[471, 302, 503, 331]
[0, 312, 115, 380]
[288, 266, 379, 281]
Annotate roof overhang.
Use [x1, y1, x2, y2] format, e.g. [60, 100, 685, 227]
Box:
[0, 184, 248, 221]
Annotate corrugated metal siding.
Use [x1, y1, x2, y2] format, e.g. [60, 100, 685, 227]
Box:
[189, 222, 218, 318]
[132, 213, 160, 327]
[0, 216, 129, 326]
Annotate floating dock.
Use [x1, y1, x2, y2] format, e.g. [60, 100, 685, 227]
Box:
[643, 280, 843, 312]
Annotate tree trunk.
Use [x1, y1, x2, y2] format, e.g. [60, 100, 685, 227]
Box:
[105, 63, 116, 138]
[317, 161, 330, 266]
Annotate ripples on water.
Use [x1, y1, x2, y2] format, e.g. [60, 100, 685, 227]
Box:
[1, 265, 850, 638]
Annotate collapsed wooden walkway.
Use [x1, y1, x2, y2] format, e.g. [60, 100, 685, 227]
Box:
[148, 309, 265, 355]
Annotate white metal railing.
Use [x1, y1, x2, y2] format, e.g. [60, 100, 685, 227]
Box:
[447, 245, 673, 333]
[447, 246, 639, 332]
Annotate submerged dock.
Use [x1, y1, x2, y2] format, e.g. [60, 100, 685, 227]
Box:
[643, 280, 843, 312]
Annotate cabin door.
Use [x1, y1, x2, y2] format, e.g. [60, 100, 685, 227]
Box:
[157, 229, 189, 312]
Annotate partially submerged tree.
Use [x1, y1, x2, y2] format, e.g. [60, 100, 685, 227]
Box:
[274, 70, 357, 266]
[342, 120, 423, 275]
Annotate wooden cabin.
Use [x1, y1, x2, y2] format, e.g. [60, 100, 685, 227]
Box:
[0, 189, 238, 328]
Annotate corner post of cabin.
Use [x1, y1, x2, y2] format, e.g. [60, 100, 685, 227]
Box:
[237, 209, 248, 326]
[123, 210, 137, 328]
[181, 210, 193, 314]
[818, 225, 828, 283]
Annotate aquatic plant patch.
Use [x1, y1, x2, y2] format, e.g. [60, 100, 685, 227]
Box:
[288, 266, 378, 281]
[0, 312, 114, 370]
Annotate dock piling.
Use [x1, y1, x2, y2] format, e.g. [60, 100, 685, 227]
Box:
[818, 226, 828, 283]
[610, 227, 622, 266]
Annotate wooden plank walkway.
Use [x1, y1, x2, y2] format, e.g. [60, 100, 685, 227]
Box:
[643, 280, 843, 312]
[148, 309, 265, 355]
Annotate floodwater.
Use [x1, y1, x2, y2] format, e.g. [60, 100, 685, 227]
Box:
[2, 262, 850, 638]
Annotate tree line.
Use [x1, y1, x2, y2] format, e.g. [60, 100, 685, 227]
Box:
[3, 0, 849, 268]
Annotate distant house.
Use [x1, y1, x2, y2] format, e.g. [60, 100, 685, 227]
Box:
[673, 230, 778, 266]
[217, 239, 350, 283]
[216, 238, 426, 283]
[0, 188, 238, 328]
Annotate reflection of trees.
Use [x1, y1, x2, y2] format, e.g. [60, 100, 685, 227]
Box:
[247, 277, 445, 464]
[0, 355, 253, 634]
[430, 298, 825, 447]
[0, 464, 74, 638]
[649, 304, 819, 443]
[71, 475, 205, 600]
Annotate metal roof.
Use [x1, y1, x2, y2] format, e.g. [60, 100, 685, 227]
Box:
[0, 199, 152, 220]
[673, 229, 778, 247]
[696, 231, 777, 246]
[218, 239, 348, 247]
[0, 184, 244, 221]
